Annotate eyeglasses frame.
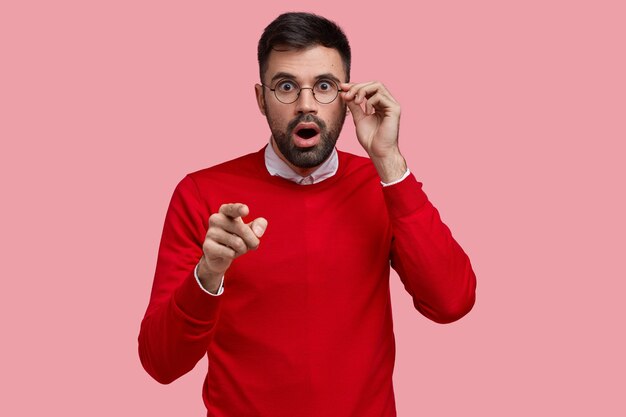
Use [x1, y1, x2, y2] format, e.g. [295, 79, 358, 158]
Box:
[260, 79, 343, 105]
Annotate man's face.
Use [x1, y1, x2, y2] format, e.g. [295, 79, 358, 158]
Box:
[255, 45, 347, 170]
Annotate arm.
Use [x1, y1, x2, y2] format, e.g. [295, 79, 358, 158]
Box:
[384, 174, 476, 323]
[341, 81, 476, 323]
[138, 175, 219, 384]
[138, 176, 267, 384]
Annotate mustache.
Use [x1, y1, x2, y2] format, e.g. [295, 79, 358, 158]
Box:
[287, 114, 327, 132]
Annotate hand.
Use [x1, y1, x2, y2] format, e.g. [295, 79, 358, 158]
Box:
[340, 81, 407, 183]
[197, 203, 268, 292]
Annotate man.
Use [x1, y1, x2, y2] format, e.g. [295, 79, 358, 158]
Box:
[139, 12, 476, 417]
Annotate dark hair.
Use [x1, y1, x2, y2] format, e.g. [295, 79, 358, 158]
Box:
[257, 12, 351, 82]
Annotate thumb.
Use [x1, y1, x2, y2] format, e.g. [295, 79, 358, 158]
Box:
[346, 99, 366, 124]
[249, 217, 268, 238]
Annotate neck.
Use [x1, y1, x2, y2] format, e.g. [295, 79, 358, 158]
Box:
[270, 137, 319, 177]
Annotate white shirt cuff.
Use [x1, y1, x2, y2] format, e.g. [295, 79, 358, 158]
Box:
[194, 263, 224, 296]
[381, 168, 411, 187]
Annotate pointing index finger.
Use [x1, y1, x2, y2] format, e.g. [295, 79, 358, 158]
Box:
[219, 203, 249, 220]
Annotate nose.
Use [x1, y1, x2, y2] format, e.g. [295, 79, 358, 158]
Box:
[295, 87, 318, 114]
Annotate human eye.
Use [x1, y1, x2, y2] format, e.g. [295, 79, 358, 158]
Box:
[315, 79, 336, 92]
[276, 80, 298, 92]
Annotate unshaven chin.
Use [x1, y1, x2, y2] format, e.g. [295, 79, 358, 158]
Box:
[268, 111, 346, 176]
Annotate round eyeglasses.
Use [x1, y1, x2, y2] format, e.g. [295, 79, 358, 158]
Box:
[261, 79, 341, 104]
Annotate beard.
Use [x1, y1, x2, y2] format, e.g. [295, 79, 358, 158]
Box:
[267, 109, 347, 169]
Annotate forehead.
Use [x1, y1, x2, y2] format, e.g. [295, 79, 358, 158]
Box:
[264, 45, 345, 82]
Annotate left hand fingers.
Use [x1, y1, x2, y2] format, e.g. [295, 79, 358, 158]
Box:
[340, 81, 399, 113]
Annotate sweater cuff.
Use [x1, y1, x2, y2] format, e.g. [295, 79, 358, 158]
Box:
[173, 270, 222, 322]
[382, 173, 429, 218]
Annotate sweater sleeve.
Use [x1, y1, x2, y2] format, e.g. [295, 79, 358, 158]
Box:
[384, 174, 476, 324]
[138, 175, 222, 384]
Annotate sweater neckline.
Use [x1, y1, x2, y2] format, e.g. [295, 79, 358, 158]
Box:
[254, 145, 347, 190]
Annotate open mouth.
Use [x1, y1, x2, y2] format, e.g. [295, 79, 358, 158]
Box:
[293, 123, 321, 140]
[296, 128, 318, 139]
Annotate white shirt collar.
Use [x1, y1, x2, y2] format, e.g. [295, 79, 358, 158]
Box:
[264, 139, 338, 185]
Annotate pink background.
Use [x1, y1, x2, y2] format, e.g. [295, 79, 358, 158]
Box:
[2, 1, 625, 415]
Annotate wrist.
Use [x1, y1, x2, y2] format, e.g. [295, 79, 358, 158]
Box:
[196, 258, 224, 294]
[370, 150, 407, 183]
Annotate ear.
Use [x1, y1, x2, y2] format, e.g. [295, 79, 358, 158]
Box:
[254, 84, 266, 116]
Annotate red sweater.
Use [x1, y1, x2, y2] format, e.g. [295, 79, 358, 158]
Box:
[139, 148, 476, 417]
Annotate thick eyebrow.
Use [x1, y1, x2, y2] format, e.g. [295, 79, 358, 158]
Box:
[269, 72, 342, 84]
[270, 72, 297, 83]
[315, 73, 342, 84]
